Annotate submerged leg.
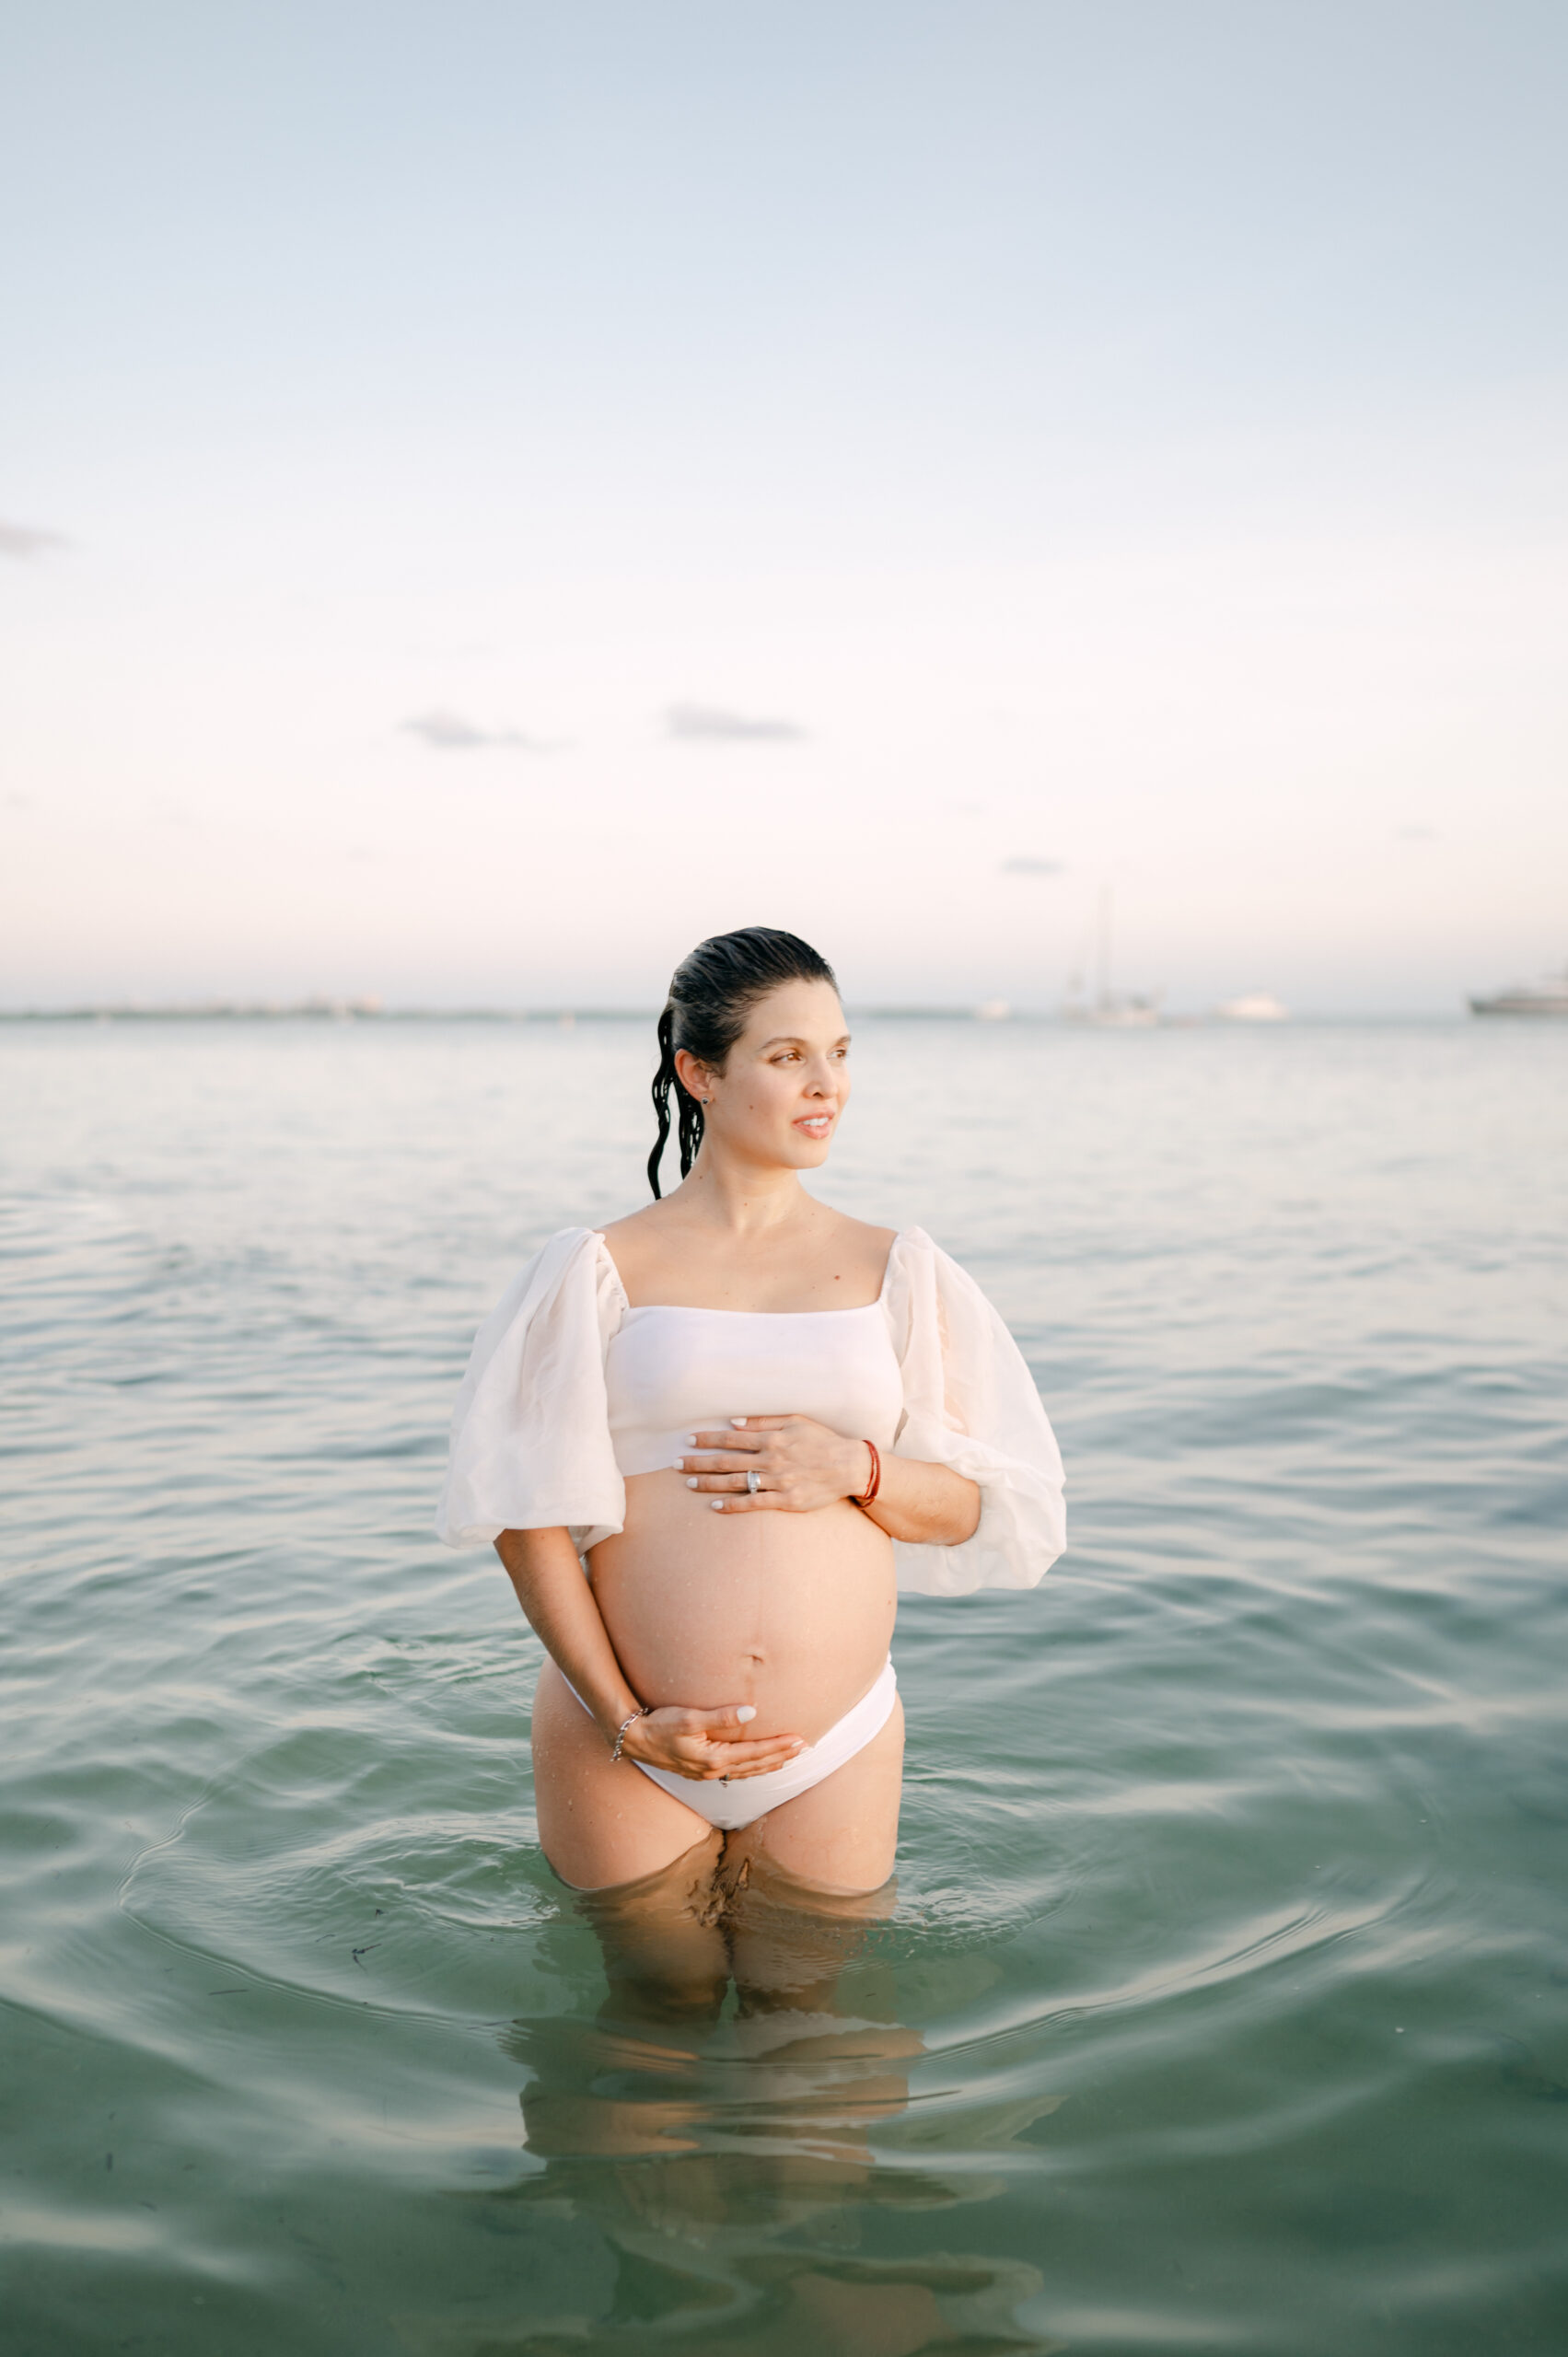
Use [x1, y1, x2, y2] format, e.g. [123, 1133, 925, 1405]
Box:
[577, 1834, 731, 2032]
[722, 1845, 900, 2021]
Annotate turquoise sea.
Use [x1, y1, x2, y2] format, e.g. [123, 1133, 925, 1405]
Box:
[4, 1015, 1566, 2354]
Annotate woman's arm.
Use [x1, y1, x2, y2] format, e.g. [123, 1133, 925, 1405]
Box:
[494, 1526, 807, 1779]
[856, 1449, 981, 1547]
[676, 1421, 981, 1545]
[495, 1525, 643, 1738]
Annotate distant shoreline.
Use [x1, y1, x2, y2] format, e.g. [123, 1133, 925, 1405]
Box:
[0, 1004, 1478, 1027]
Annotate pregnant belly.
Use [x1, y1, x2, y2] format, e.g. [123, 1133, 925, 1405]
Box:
[586, 1470, 897, 1743]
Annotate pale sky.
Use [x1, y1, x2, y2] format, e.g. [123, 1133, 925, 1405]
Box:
[3, 0, 1565, 1012]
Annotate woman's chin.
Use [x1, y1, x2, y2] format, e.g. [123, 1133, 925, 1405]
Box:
[778, 1134, 833, 1170]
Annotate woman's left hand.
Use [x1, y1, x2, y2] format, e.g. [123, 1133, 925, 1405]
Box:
[675, 1417, 875, 1513]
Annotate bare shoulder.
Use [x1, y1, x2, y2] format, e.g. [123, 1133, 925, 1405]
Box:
[821, 1207, 899, 1260]
[812, 1207, 900, 1292]
[597, 1203, 666, 1246]
[595, 1202, 676, 1286]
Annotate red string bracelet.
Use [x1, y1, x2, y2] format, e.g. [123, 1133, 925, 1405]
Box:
[853, 1439, 881, 1508]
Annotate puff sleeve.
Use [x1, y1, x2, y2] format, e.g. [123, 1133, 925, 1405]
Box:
[882, 1227, 1065, 1596]
[436, 1227, 626, 1556]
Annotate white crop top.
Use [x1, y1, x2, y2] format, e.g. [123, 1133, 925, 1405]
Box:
[436, 1225, 1065, 1598]
[606, 1302, 907, 1479]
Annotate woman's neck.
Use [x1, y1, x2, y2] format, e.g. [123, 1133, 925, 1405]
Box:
[670, 1153, 816, 1239]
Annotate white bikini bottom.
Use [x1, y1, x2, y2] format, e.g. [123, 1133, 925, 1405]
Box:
[571, 1659, 898, 1834]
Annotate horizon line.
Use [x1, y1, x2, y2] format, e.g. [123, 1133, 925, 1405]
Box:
[0, 1000, 1481, 1027]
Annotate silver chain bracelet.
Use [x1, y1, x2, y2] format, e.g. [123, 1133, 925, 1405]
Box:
[610, 1706, 647, 1764]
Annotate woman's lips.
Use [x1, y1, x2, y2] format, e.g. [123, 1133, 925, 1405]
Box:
[795, 1112, 835, 1136]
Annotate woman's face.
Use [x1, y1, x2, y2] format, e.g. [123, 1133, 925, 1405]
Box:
[680, 978, 851, 1172]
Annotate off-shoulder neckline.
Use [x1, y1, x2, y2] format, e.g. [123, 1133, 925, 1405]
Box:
[619, 1297, 888, 1321]
[589, 1224, 910, 1318]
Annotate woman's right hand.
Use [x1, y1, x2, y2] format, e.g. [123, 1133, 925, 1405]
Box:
[620, 1704, 807, 1782]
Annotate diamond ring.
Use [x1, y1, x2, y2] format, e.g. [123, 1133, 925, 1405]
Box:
[746, 1469, 761, 1494]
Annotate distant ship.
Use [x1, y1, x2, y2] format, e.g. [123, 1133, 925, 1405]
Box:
[1063, 885, 1163, 1027]
[1215, 992, 1288, 1023]
[1069, 991, 1162, 1028]
[1468, 966, 1568, 1017]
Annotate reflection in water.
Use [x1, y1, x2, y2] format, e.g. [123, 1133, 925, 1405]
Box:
[470, 1841, 1061, 2356]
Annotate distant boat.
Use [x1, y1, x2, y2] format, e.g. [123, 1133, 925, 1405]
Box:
[1069, 993, 1162, 1028]
[1063, 885, 1163, 1027]
[974, 998, 1012, 1022]
[1469, 967, 1568, 1017]
[1216, 992, 1288, 1023]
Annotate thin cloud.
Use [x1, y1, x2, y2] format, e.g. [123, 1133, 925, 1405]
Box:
[401, 709, 553, 752]
[0, 521, 70, 559]
[1001, 855, 1066, 876]
[665, 702, 807, 743]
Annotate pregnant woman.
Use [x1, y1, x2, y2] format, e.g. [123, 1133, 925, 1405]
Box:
[437, 927, 1064, 1911]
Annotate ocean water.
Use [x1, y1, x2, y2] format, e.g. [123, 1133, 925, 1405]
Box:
[3, 1015, 1566, 2356]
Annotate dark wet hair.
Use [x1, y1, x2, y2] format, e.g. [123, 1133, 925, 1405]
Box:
[647, 927, 839, 1198]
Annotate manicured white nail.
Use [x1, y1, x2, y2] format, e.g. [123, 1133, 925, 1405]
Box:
[731, 1417, 747, 1427]
[684, 1435, 697, 1446]
[686, 1477, 698, 1489]
[737, 1705, 756, 1722]
[670, 1459, 684, 1470]
[709, 1499, 725, 1511]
